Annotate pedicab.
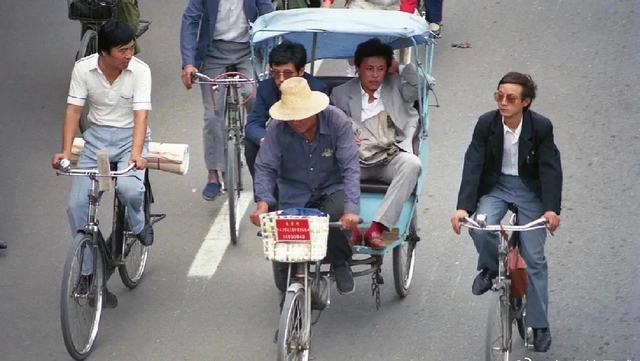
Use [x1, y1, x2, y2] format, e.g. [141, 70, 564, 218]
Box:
[250, 8, 436, 360]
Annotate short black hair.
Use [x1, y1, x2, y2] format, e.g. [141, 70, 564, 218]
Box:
[498, 72, 537, 110]
[268, 40, 307, 71]
[98, 19, 136, 55]
[354, 38, 393, 68]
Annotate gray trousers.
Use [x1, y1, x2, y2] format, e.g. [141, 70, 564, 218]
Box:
[360, 152, 422, 229]
[469, 175, 549, 328]
[200, 40, 254, 172]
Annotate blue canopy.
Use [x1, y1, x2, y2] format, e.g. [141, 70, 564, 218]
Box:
[250, 8, 434, 60]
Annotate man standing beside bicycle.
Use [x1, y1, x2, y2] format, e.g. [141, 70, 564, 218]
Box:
[450, 72, 562, 352]
[51, 20, 154, 298]
[180, 0, 273, 201]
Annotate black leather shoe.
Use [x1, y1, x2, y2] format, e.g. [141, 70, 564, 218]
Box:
[136, 223, 154, 246]
[333, 262, 355, 295]
[103, 288, 118, 309]
[0, 240, 7, 249]
[533, 328, 552, 352]
[76, 274, 93, 295]
[472, 269, 497, 295]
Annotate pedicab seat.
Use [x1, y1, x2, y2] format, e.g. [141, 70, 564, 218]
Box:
[317, 76, 422, 195]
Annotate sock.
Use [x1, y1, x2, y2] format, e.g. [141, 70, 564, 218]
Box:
[351, 226, 361, 239]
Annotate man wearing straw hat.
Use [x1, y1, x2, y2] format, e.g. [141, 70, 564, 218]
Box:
[250, 77, 361, 295]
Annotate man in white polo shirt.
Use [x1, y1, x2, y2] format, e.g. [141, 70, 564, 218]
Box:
[51, 20, 153, 300]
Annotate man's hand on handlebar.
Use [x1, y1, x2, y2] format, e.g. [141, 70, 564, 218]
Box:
[52, 152, 71, 170]
[181, 65, 198, 90]
[339, 213, 359, 230]
[542, 211, 560, 232]
[250, 201, 270, 227]
[450, 209, 469, 235]
[129, 154, 147, 170]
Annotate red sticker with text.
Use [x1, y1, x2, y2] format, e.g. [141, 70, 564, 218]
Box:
[276, 219, 311, 243]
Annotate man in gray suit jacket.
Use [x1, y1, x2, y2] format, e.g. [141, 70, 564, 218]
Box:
[331, 38, 423, 249]
[180, 0, 272, 201]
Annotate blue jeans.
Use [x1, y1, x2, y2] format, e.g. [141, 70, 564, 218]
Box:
[469, 175, 549, 328]
[68, 125, 149, 274]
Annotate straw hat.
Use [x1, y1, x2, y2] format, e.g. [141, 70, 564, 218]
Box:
[269, 77, 330, 121]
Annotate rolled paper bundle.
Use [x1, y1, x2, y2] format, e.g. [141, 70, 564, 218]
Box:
[70, 137, 190, 175]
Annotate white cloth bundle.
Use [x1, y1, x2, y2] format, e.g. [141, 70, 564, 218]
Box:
[70, 137, 190, 175]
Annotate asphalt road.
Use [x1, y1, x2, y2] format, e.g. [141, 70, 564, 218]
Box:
[0, 0, 639, 360]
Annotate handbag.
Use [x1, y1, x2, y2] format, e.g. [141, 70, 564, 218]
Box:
[68, 0, 115, 21]
[507, 233, 528, 298]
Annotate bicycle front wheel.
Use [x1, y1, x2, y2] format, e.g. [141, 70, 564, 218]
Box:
[227, 138, 239, 245]
[60, 233, 104, 360]
[485, 292, 512, 361]
[277, 287, 309, 361]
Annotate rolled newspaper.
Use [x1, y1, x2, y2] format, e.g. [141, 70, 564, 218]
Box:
[70, 137, 190, 175]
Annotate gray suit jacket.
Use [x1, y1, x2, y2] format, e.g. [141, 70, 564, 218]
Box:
[330, 64, 422, 154]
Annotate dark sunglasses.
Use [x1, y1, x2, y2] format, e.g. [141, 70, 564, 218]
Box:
[270, 69, 297, 79]
[494, 92, 522, 104]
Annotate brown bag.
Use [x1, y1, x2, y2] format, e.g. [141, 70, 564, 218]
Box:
[508, 247, 528, 298]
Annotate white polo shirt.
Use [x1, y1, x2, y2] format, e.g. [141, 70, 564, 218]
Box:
[67, 54, 152, 128]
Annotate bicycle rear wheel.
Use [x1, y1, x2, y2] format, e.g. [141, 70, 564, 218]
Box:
[60, 233, 104, 360]
[227, 138, 240, 245]
[485, 292, 512, 361]
[118, 194, 149, 288]
[277, 287, 309, 361]
[77, 28, 98, 134]
[393, 213, 418, 297]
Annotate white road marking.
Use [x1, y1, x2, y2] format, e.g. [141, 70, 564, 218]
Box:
[187, 192, 254, 278]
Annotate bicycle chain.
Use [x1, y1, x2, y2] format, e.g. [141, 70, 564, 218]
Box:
[371, 271, 381, 310]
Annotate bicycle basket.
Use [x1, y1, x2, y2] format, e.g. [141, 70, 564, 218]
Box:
[260, 211, 329, 263]
[68, 0, 115, 22]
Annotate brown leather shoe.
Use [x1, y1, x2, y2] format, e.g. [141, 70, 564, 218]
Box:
[365, 231, 386, 249]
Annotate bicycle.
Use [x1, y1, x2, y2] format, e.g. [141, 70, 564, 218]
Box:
[459, 207, 549, 361]
[56, 156, 165, 360]
[192, 70, 256, 246]
[66, 0, 152, 133]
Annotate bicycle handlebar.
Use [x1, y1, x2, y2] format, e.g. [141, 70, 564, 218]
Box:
[55, 159, 136, 177]
[191, 71, 257, 108]
[459, 216, 548, 232]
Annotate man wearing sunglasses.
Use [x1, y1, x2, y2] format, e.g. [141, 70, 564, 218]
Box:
[244, 40, 330, 180]
[450, 72, 562, 352]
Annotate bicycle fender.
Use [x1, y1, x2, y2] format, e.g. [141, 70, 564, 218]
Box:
[286, 282, 304, 294]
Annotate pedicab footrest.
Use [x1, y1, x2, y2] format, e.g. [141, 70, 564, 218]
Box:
[260, 211, 330, 263]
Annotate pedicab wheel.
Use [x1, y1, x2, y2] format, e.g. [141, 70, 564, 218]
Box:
[272, 261, 287, 293]
[118, 193, 150, 289]
[227, 139, 239, 245]
[277, 287, 309, 361]
[77, 29, 98, 134]
[393, 214, 418, 297]
[60, 233, 104, 360]
[485, 293, 511, 361]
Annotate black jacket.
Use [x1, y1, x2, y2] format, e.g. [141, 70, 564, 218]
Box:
[456, 109, 563, 215]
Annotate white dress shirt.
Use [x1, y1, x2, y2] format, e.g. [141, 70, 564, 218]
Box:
[214, 0, 249, 42]
[360, 86, 384, 121]
[501, 117, 522, 176]
[67, 54, 152, 128]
